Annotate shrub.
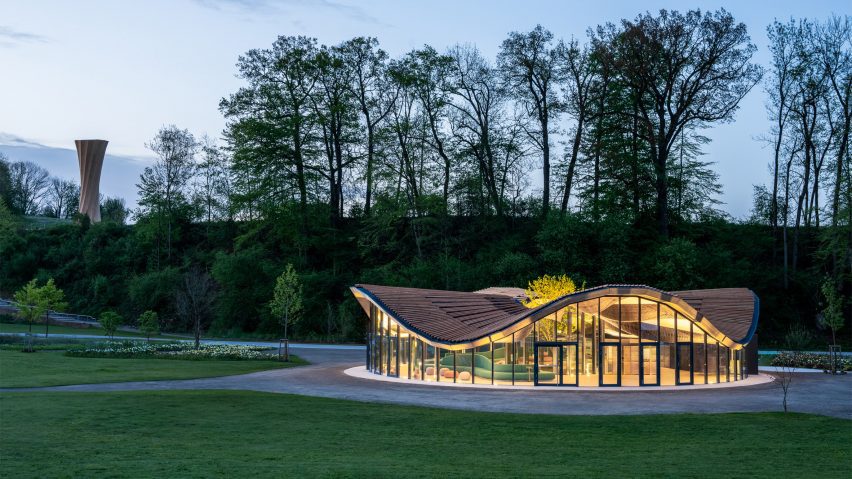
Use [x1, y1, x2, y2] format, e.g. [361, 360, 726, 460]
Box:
[65, 341, 279, 361]
[770, 351, 852, 372]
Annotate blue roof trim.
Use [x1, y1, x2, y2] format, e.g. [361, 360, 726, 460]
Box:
[736, 291, 760, 345]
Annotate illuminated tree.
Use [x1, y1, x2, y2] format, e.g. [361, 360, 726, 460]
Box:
[523, 274, 578, 308]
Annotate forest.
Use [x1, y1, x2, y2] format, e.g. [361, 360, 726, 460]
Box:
[0, 9, 849, 347]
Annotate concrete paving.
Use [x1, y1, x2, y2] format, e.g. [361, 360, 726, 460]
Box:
[3, 347, 851, 419]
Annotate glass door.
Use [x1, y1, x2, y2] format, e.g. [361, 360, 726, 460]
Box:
[640, 344, 660, 386]
[599, 343, 620, 386]
[560, 343, 578, 386]
[534, 344, 559, 385]
[676, 342, 693, 385]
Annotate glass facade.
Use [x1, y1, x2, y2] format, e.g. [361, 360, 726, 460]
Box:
[365, 296, 748, 387]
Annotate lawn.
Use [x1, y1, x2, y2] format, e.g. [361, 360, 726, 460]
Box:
[0, 321, 157, 338]
[0, 390, 849, 478]
[0, 350, 304, 388]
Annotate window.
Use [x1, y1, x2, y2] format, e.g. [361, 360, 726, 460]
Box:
[492, 335, 513, 385]
[707, 342, 719, 384]
[387, 320, 398, 377]
[424, 344, 437, 381]
[410, 337, 423, 380]
[474, 344, 491, 384]
[513, 325, 535, 385]
[640, 299, 659, 342]
[659, 305, 677, 385]
[620, 297, 639, 387]
[599, 297, 620, 341]
[537, 313, 556, 342]
[456, 349, 473, 384]
[556, 305, 577, 342]
[578, 299, 599, 377]
[719, 346, 729, 382]
[399, 330, 410, 379]
[693, 328, 707, 384]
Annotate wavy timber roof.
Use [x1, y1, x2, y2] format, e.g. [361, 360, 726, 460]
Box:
[351, 284, 759, 350]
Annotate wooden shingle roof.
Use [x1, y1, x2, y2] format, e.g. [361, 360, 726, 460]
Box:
[671, 288, 758, 343]
[353, 284, 758, 348]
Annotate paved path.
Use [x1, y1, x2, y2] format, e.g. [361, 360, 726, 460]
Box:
[4, 347, 851, 419]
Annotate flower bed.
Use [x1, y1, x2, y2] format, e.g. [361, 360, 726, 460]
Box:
[770, 351, 852, 371]
[65, 341, 278, 361]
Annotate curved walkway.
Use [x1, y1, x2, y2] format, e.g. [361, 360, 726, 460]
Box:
[3, 348, 851, 419]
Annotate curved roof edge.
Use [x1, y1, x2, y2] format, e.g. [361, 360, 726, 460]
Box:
[352, 284, 759, 351]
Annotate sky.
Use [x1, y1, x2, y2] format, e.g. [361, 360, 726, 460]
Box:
[0, 0, 848, 217]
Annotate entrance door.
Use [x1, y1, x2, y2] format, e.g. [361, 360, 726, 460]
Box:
[535, 343, 578, 386]
[640, 343, 660, 386]
[534, 344, 559, 385]
[599, 342, 620, 386]
[676, 342, 693, 385]
[560, 343, 578, 386]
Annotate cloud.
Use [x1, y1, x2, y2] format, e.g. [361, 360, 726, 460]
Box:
[0, 132, 46, 148]
[192, 0, 384, 25]
[0, 25, 48, 48]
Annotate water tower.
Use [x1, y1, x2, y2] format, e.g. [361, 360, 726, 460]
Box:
[75, 139, 108, 223]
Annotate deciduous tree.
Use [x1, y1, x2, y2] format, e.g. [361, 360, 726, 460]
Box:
[270, 264, 303, 360]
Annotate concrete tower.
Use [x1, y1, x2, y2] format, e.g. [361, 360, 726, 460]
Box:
[75, 139, 108, 223]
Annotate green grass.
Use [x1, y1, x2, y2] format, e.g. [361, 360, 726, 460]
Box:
[0, 350, 304, 388]
[0, 321, 157, 338]
[0, 391, 849, 478]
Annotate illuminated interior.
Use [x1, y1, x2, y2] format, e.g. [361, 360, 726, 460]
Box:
[358, 288, 752, 388]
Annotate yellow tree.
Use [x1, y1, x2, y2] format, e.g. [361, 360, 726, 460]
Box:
[523, 274, 579, 308]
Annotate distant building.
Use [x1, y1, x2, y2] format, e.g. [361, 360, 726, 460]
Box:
[75, 139, 108, 222]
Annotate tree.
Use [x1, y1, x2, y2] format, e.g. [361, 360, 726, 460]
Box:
[448, 44, 508, 216]
[138, 125, 197, 265]
[819, 277, 845, 345]
[7, 160, 50, 215]
[776, 361, 795, 413]
[270, 264, 303, 360]
[99, 311, 123, 339]
[221, 36, 319, 227]
[592, 9, 763, 236]
[0, 153, 12, 208]
[38, 278, 67, 338]
[0, 199, 16, 244]
[45, 178, 79, 219]
[498, 25, 565, 214]
[193, 136, 231, 227]
[523, 274, 578, 308]
[765, 20, 798, 232]
[13, 279, 45, 351]
[138, 310, 159, 341]
[338, 37, 396, 216]
[175, 266, 216, 349]
[559, 38, 595, 213]
[399, 46, 456, 210]
[100, 197, 129, 224]
[313, 44, 361, 225]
